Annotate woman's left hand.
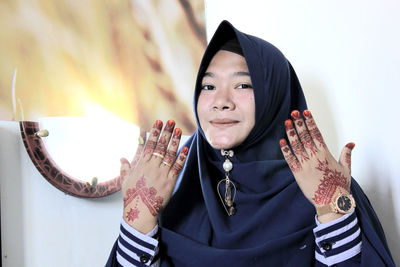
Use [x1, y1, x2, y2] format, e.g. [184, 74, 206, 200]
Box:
[279, 110, 355, 223]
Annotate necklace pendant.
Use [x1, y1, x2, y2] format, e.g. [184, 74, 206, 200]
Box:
[217, 176, 237, 216]
[217, 149, 237, 216]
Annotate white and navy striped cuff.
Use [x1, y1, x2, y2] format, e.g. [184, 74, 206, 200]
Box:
[313, 210, 362, 266]
[116, 219, 160, 267]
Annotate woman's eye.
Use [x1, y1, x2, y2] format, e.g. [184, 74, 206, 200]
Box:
[201, 85, 215, 90]
[237, 84, 253, 89]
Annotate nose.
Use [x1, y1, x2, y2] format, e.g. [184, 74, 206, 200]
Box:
[212, 87, 235, 111]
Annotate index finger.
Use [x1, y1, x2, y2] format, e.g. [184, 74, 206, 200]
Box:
[142, 120, 163, 160]
[168, 146, 189, 181]
[303, 110, 326, 149]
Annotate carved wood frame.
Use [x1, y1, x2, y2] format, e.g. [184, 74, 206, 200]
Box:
[19, 121, 122, 198]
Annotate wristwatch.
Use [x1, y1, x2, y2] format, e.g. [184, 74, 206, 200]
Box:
[316, 192, 356, 216]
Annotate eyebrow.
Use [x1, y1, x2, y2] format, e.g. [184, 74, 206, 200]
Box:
[203, 71, 250, 78]
[234, 71, 250, 77]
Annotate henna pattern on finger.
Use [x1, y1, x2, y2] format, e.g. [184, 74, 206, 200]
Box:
[296, 120, 303, 127]
[164, 120, 175, 132]
[124, 176, 164, 216]
[170, 147, 188, 176]
[163, 150, 177, 165]
[290, 138, 309, 163]
[171, 128, 182, 147]
[309, 127, 325, 148]
[305, 119, 326, 148]
[287, 154, 301, 173]
[171, 162, 183, 176]
[143, 140, 157, 158]
[299, 130, 318, 157]
[171, 139, 178, 147]
[154, 135, 168, 155]
[280, 139, 301, 173]
[312, 159, 350, 205]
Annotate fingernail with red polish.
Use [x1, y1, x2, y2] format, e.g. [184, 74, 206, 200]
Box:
[346, 142, 355, 149]
[153, 120, 163, 129]
[165, 120, 175, 131]
[174, 128, 182, 138]
[291, 110, 300, 119]
[182, 146, 189, 155]
[285, 120, 293, 130]
[303, 110, 311, 118]
[279, 139, 287, 147]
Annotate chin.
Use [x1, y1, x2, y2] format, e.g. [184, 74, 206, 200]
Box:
[208, 137, 237, 150]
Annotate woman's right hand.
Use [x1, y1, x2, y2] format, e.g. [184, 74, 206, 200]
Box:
[120, 120, 189, 233]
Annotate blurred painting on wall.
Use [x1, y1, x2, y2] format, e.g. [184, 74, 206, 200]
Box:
[0, 0, 206, 134]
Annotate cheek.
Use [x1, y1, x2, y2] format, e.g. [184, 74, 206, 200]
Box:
[196, 95, 208, 125]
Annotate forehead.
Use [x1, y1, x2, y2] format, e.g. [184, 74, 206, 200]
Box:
[204, 50, 249, 74]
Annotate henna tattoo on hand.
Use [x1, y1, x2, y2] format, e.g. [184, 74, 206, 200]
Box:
[345, 152, 351, 175]
[126, 207, 140, 222]
[163, 150, 177, 165]
[171, 162, 183, 176]
[124, 176, 164, 217]
[290, 138, 309, 163]
[286, 153, 301, 173]
[164, 120, 175, 132]
[312, 159, 350, 205]
[299, 129, 318, 156]
[280, 139, 301, 173]
[306, 120, 326, 148]
[171, 128, 182, 147]
[143, 140, 157, 157]
[154, 135, 168, 155]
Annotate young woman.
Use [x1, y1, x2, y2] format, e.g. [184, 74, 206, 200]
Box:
[106, 21, 394, 266]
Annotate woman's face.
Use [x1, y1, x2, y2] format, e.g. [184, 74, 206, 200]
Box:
[197, 50, 255, 150]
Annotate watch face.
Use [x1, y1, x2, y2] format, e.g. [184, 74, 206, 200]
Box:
[337, 195, 352, 212]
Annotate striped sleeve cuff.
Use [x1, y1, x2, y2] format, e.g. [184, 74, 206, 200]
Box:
[116, 218, 160, 267]
[313, 209, 362, 266]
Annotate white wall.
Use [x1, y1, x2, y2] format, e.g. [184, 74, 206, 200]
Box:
[205, 0, 400, 264]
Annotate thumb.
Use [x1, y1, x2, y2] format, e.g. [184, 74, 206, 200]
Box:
[120, 157, 131, 184]
[339, 142, 355, 175]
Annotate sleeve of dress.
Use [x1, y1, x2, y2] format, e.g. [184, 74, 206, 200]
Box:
[313, 210, 362, 266]
[105, 219, 160, 267]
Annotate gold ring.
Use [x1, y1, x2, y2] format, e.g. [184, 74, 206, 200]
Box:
[162, 161, 171, 167]
[152, 152, 164, 159]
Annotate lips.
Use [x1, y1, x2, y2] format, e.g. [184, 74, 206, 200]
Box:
[209, 118, 239, 128]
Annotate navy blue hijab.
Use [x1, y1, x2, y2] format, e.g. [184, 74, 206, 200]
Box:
[158, 21, 394, 266]
[158, 20, 315, 266]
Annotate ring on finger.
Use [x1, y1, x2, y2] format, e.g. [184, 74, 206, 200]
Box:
[162, 161, 171, 167]
[152, 152, 164, 159]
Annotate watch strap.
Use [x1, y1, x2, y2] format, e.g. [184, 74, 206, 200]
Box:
[316, 204, 335, 216]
